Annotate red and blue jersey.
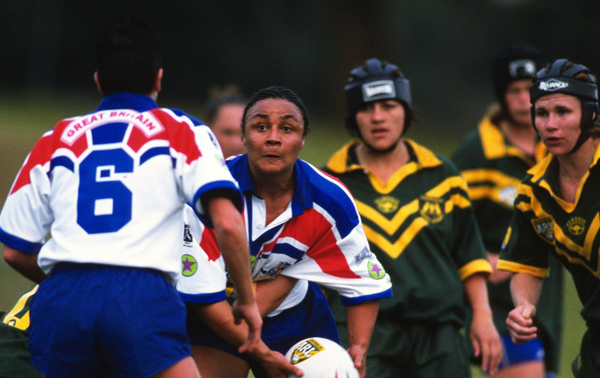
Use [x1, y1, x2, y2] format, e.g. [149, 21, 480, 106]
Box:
[177, 154, 392, 314]
[0, 93, 242, 282]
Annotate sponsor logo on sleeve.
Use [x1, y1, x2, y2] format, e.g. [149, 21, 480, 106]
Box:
[368, 261, 386, 279]
[355, 247, 373, 265]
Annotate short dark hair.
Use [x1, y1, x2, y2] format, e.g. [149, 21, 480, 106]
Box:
[95, 16, 163, 95]
[242, 86, 310, 135]
[203, 93, 248, 125]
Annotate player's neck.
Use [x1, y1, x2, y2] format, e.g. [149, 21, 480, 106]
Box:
[500, 119, 537, 156]
[356, 140, 409, 183]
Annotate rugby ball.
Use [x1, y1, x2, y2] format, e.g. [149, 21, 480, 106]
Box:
[285, 337, 359, 378]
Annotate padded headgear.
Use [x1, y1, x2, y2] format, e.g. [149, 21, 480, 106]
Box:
[344, 58, 412, 123]
[530, 59, 599, 153]
[492, 44, 543, 107]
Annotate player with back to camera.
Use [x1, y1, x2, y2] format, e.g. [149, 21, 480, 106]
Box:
[202, 88, 247, 158]
[498, 59, 600, 378]
[452, 43, 564, 378]
[0, 17, 261, 378]
[321, 58, 503, 378]
[177, 86, 392, 378]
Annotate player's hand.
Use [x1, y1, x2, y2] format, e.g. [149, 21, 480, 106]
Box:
[347, 344, 367, 378]
[232, 299, 263, 354]
[252, 346, 303, 378]
[506, 304, 538, 344]
[470, 308, 503, 376]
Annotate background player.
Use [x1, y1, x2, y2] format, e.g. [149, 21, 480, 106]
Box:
[452, 43, 564, 378]
[0, 17, 260, 378]
[202, 87, 247, 158]
[498, 59, 600, 378]
[177, 86, 392, 378]
[322, 58, 503, 377]
[0, 285, 42, 378]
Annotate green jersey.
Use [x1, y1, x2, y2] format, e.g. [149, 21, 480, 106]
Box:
[0, 285, 42, 378]
[499, 143, 600, 329]
[323, 139, 491, 327]
[453, 117, 563, 371]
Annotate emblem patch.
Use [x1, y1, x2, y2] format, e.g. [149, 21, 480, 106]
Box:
[419, 196, 444, 224]
[532, 217, 554, 242]
[289, 338, 325, 365]
[375, 195, 400, 214]
[368, 261, 386, 279]
[567, 217, 586, 236]
[181, 254, 198, 277]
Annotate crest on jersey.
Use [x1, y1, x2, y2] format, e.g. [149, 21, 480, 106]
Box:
[375, 195, 400, 214]
[181, 254, 198, 277]
[567, 217, 586, 236]
[354, 247, 373, 265]
[532, 217, 554, 242]
[368, 261, 386, 279]
[419, 196, 444, 224]
[288, 338, 325, 365]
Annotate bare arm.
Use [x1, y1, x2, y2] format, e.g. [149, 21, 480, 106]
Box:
[207, 196, 261, 353]
[506, 272, 543, 344]
[345, 300, 379, 378]
[463, 273, 503, 376]
[3, 245, 47, 283]
[193, 301, 302, 378]
[486, 252, 512, 285]
[255, 275, 298, 317]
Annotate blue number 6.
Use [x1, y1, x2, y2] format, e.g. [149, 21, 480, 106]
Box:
[77, 149, 134, 234]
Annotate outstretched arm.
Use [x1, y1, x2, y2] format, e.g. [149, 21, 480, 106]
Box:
[3, 245, 47, 283]
[207, 196, 262, 353]
[506, 272, 543, 344]
[345, 300, 379, 378]
[463, 272, 503, 376]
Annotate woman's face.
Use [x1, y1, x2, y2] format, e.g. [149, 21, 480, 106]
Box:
[355, 100, 405, 152]
[504, 79, 533, 126]
[243, 98, 305, 178]
[534, 93, 583, 156]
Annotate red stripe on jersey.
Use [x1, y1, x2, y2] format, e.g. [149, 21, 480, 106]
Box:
[279, 208, 360, 279]
[199, 227, 221, 262]
[10, 122, 89, 194]
[151, 110, 201, 164]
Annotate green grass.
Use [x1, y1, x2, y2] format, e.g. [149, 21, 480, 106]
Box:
[0, 91, 585, 377]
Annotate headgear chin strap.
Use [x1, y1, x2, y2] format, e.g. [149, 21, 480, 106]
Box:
[529, 59, 599, 154]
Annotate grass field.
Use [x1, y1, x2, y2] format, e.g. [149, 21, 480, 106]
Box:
[0, 90, 584, 377]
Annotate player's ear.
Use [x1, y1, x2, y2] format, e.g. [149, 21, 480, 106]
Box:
[93, 72, 104, 95]
[153, 68, 163, 94]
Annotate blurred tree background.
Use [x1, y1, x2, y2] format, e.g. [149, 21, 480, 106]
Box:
[1, 1, 598, 376]
[1, 0, 599, 132]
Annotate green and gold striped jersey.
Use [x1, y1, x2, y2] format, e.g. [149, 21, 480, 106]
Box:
[453, 116, 563, 371]
[452, 116, 546, 253]
[499, 143, 600, 328]
[323, 139, 491, 327]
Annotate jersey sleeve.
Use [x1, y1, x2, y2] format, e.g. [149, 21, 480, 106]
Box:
[445, 163, 492, 280]
[0, 131, 55, 253]
[176, 205, 228, 304]
[161, 112, 242, 226]
[498, 184, 552, 278]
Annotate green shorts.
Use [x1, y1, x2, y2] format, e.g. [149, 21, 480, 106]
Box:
[0, 316, 42, 378]
[339, 319, 471, 378]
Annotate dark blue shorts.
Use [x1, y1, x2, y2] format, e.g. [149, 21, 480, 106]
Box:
[499, 332, 544, 369]
[187, 281, 340, 377]
[29, 264, 191, 378]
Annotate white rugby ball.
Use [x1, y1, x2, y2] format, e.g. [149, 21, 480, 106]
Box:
[285, 337, 359, 378]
